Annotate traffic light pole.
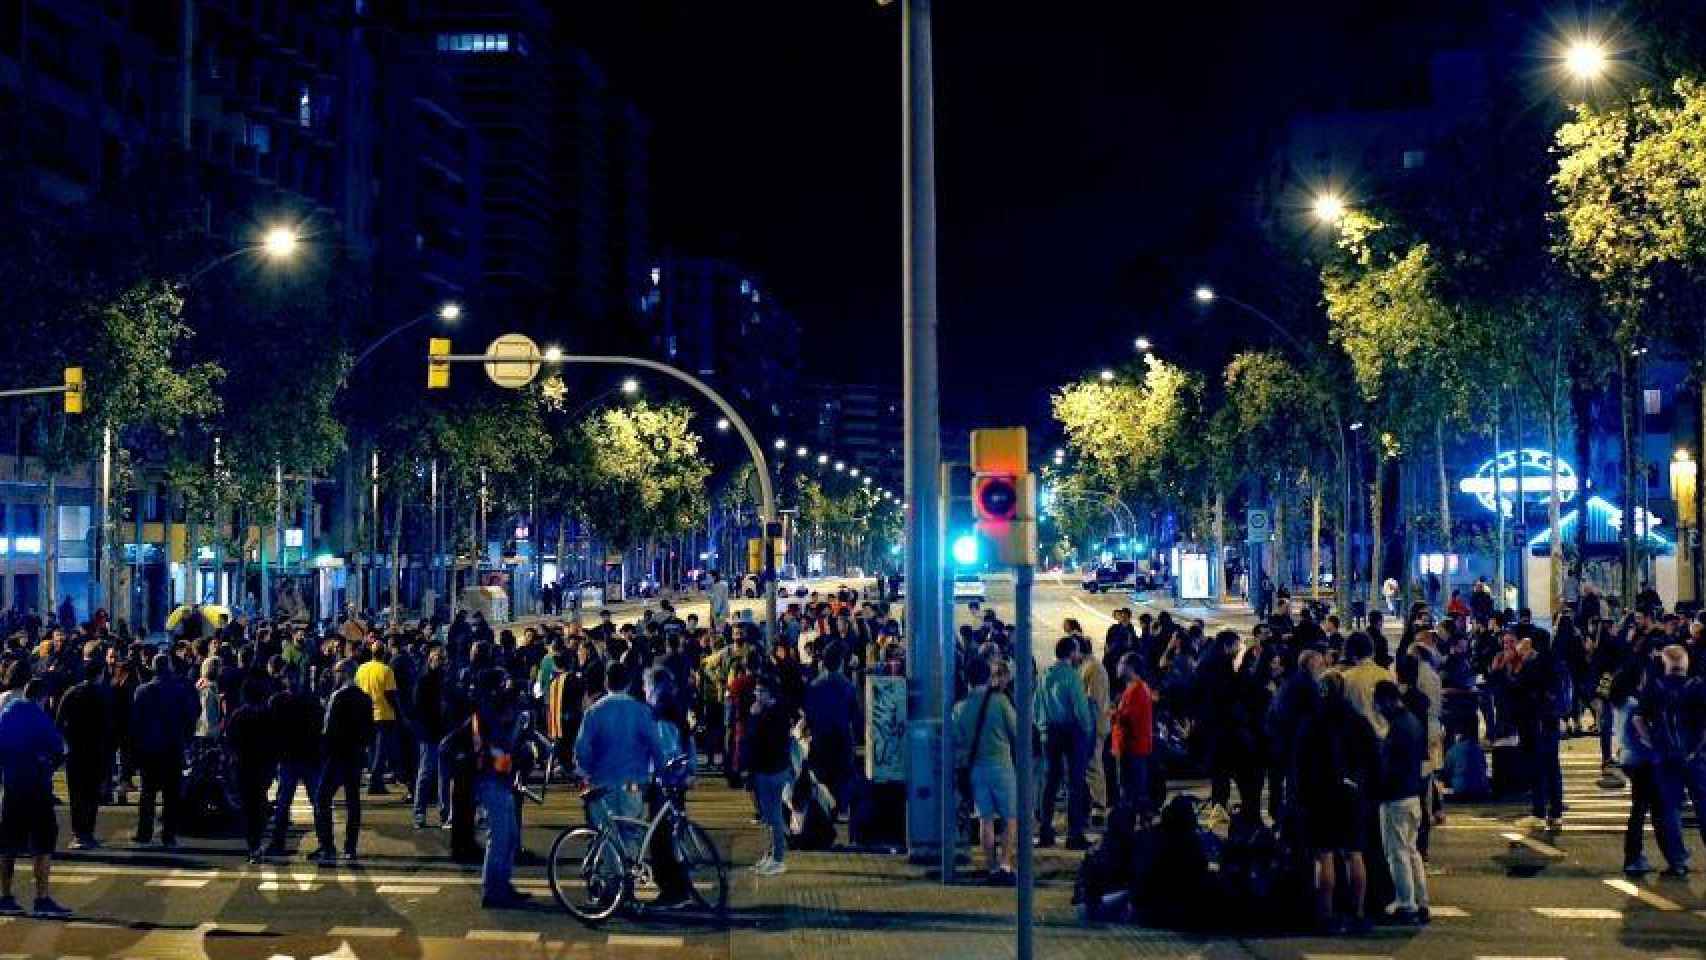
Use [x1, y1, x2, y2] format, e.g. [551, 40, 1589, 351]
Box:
[901, 0, 948, 873]
[1013, 561, 1036, 960]
[435, 350, 781, 645]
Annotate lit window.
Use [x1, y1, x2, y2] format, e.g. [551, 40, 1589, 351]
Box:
[1402, 149, 1426, 170]
[1644, 388, 1662, 416]
[298, 86, 312, 127]
[650, 266, 661, 286]
[740, 279, 750, 295]
[249, 122, 270, 154]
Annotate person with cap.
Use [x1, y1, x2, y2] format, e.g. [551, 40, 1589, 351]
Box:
[311, 658, 374, 865]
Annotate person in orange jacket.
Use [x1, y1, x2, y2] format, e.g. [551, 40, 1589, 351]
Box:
[1110, 652, 1154, 823]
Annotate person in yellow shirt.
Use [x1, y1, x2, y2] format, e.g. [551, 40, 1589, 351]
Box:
[354, 649, 404, 796]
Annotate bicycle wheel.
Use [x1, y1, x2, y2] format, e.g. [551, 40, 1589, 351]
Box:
[548, 827, 627, 924]
[672, 819, 728, 915]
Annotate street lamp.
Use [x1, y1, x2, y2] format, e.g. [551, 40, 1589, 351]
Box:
[850, 467, 861, 477]
[834, 460, 845, 471]
[817, 453, 829, 465]
[1564, 38, 1609, 81]
[774, 437, 787, 450]
[1134, 336, 1152, 352]
[438, 302, 462, 322]
[1194, 285, 1216, 304]
[350, 299, 464, 375]
[1099, 369, 1115, 382]
[621, 378, 640, 395]
[262, 224, 299, 259]
[796, 446, 809, 458]
[716, 418, 731, 432]
[542, 345, 563, 363]
[1312, 192, 1347, 225]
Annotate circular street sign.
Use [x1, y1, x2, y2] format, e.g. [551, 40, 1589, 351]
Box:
[484, 333, 542, 388]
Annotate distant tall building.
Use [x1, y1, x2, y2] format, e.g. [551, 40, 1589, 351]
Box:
[811, 383, 902, 489]
[416, 0, 557, 337]
[640, 255, 802, 428]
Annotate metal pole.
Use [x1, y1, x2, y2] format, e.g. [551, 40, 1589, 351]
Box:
[430, 458, 439, 619]
[1013, 562, 1035, 960]
[96, 426, 111, 614]
[902, 0, 945, 869]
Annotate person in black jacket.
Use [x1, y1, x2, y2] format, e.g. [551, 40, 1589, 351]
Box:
[225, 678, 277, 862]
[1298, 672, 1379, 936]
[1375, 680, 1430, 924]
[130, 655, 198, 849]
[55, 645, 112, 850]
[311, 659, 373, 865]
[266, 669, 324, 856]
[412, 647, 451, 829]
[1513, 633, 1565, 830]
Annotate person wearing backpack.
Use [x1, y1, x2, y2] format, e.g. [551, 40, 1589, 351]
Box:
[1616, 660, 1688, 877]
[1297, 672, 1379, 936]
[953, 656, 1019, 884]
[1512, 633, 1565, 832]
[1635, 644, 1706, 875]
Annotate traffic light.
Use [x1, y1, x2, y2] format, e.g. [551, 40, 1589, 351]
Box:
[63, 367, 84, 414]
[427, 338, 451, 389]
[970, 427, 1036, 565]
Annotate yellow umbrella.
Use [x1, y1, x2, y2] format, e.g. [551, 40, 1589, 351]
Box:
[165, 604, 232, 632]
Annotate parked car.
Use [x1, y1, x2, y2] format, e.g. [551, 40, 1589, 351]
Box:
[953, 573, 987, 603]
[1081, 561, 1137, 593]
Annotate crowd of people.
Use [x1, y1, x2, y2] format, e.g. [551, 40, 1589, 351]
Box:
[0, 583, 907, 919]
[5, 572, 1706, 935]
[949, 577, 1706, 933]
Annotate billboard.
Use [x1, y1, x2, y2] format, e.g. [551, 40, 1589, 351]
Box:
[1178, 551, 1212, 601]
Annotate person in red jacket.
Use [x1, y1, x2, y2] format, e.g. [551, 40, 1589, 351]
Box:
[1110, 652, 1154, 823]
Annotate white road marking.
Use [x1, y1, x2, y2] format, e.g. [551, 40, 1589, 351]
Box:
[67, 920, 122, 929]
[1428, 905, 1470, 917]
[196, 921, 270, 934]
[1533, 907, 1623, 919]
[467, 931, 541, 943]
[326, 926, 402, 937]
[608, 934, 686, 948]
[375, 885, 440, 896]
[1301, 955, 1394, 960]
[1474, 956, 1568, 960]
[55, 862, 489, 886]
[257, 881, 322, 893]
[1603, 877, 1683, 911]
[1068, 594, 1118, 626]
[144, 877, 209, 888]
[1500, 831, 1564, 857]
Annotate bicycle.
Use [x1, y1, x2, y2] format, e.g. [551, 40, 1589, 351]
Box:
[547, 756, 728, 924]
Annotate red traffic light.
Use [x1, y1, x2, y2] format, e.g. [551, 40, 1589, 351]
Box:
[974, 475, 1020, 526]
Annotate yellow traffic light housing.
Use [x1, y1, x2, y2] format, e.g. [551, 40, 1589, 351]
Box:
[428, 338, 451, 389]
[63, 367, 84, 414]
[970, 427, 1035, 566]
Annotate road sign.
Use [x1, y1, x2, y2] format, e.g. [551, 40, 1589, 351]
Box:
[1246, 508, 1271, 543]
[484, 333, 542, 388]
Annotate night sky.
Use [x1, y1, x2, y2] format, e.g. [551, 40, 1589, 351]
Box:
[573, 1, 1499, 430]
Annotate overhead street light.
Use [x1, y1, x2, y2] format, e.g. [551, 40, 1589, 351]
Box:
[621, 378, 640, 395]
[834, 460, 845, 471]
[1194, 285, 1216, 303]
[438, 302, 462, 321]
[1134, 336, 1152, 352]
[817, 453, 829, 465]
[1312, 192, 1347, 224]
[716, 417, 731, 432]
[796, 446, 809, 458]
[1099, 369, 1115, 382]
[1564, 38, 1609, 81]
[262, 225, 299, 259]
[850, 468, 861, 477]
[774, 438, 787, 450]
[542, 345, 563, 363]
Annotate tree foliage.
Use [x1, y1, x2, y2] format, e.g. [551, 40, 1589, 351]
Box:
[1051, 353, 1205, 510]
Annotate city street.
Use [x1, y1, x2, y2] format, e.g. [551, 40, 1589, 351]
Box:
[10, 704, 1706, 960]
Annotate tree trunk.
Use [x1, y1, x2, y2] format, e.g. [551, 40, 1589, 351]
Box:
[1212, 489, 1225, 602]
[1436, 416, 1452, 594]
[1620, 353, 1636, 607]
[43, 475, 58, 617]
[389, 482, 402, 626]
[1400, 456, 1416, 607]
[1369, 458, 1385, 610]
[1310, 477, 1322, 601]
[1494, 396, 1507, 606]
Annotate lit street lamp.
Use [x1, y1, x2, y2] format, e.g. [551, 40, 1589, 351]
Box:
[621, 378, 640, 395]
[716, 418, 731, 432]
[262, 225, 299, 260]
[1099, 369, 1115, 382]
[350, 300, 463, 374]
[796, 446, 809, 458]
[1564, 38, 1609, 81]
[1312, 191, 1347, 224]
[774, 437, 787, 450]
[817, 453, 829, 465]
[1134, 336, 1152, 352]
[834, 460, 845, 471]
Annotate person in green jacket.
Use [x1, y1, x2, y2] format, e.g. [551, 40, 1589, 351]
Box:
[954, 657, 1019, 883]
[1035, 636, 1094, 848]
